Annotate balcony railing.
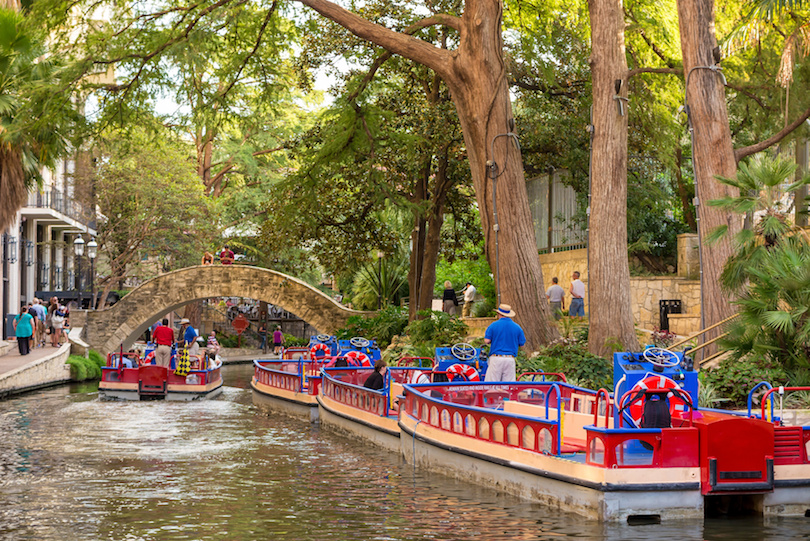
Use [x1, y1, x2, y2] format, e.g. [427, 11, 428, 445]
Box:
[26, 189, 94, 226]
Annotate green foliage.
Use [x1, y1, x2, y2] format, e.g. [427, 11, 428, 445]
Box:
[282, 333, 309, 347]
[66, 355, 102, 381]
[88, 350, 106, 369]
[216, 332, 240, 349]
[404, 311, 469, 349]
[701, 358, 789, 408]
[708, 155, 810, 370]
[434, 253, 495, 306]
[518, 343, 612, 390]
[350, 248, 410, 310]
[334, 306, 410, 349]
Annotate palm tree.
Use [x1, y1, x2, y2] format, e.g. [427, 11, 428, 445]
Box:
[709, 154, 810, 368]
[0, 7, 70, 232]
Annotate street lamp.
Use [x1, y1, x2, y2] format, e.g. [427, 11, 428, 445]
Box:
[74, 236, 85, 307]
[87, 238, 97, 309]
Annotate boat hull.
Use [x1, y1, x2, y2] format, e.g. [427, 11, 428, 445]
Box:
[317, 394, 400, 453]
[250, 378, 319, 422]
[98, 379, 223, 401]
[398, 412, 703, 522]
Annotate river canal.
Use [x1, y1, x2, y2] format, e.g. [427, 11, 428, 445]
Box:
[0, 363, 807, 540]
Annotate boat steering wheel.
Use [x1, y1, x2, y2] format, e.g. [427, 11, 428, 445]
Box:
[642, 347, 680, 368]
[316, 334, 331, 342]
[350, 336, 371, 348]
[451, 342, 477, 362]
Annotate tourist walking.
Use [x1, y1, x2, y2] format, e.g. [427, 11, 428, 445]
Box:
[30, 298, 47, 347]
[50, 305, 67, 347]
[273, 326, 284, 356]
[461, 281, 476, 318]
[484, 304, 525, 382]
[258, 322, 267, 352]
[569, 271, 586, 317]
[13, 304, 34, 356]
[442, 281, 458, 316]
[152, 319, 175, 367]
[545, 277, 565, 320]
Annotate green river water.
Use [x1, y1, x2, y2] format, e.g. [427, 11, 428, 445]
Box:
[0, 363, 807, 540]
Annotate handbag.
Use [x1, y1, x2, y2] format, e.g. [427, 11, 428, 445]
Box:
[174, 348, 191, 377]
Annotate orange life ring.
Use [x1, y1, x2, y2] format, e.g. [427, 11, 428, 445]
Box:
[346, 350, 372, 367]
[445, 363, 480, 381]
[625, 374, 684, 427]
[310, 343, 330, 360]
[143, 351, 155, 366]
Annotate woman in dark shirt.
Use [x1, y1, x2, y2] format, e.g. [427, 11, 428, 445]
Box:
[442, 281, 458, 316]
[363, 359, 387, 390]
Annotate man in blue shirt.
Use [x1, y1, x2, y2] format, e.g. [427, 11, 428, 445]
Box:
[484, 304, 526, 381]
[180, 318, 200, 356]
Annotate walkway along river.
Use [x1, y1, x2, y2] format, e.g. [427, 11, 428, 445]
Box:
[0, 363, 806, 540]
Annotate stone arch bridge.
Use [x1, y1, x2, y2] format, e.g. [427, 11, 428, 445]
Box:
[81, 265, 365, 353]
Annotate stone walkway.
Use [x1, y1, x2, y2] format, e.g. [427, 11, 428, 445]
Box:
[0, 341, 69, 377]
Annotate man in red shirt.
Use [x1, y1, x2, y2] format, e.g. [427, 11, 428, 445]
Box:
[152, 318, 175, 367]
[220, 245, 235, 265]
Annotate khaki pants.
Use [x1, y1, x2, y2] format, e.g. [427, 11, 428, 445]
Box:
[462, 302, 473, 318]
[155, 345, 172, 367]
[35, 320, 44, 346]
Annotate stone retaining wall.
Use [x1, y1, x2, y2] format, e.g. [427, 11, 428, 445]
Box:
[0, 345, 71, 398]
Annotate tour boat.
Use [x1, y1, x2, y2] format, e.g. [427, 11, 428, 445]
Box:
[316, 343, 486, 451]
[249, 335, 372, 421]
[251, 345, 325, 422]
[99, 349, 223, 401]
[397, 347, 810, 522]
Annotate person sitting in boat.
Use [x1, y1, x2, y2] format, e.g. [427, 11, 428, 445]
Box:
[207, 331, 220, 355]
[363, 359, 387, 391]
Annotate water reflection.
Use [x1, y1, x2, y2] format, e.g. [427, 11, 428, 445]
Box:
[0, 364, 806, 540]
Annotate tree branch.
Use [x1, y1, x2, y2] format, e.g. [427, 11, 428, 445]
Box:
[295, 0, 453, 79]
[734, 103, 810, 162]
[626, 67, 681, 79]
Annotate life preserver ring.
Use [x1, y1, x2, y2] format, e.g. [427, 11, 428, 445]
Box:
[625, 374, 683, 427]
[345, 350, 372, 367]
[142, 351, 156, 366]
[445, 363, 480, 381]
[310, 343, 330, 360]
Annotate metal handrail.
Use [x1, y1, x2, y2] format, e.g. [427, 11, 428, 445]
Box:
[669, 313, 739, 351]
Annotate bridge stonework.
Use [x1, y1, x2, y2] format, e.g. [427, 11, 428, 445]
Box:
[83, 265, 364, 353]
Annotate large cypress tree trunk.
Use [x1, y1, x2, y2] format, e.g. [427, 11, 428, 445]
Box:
[298, 0, 560, 349]
[677, 0, 739, 346]
[587, 0, 640, 356]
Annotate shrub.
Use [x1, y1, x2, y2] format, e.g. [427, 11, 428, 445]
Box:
[89, 349, 106, 369]
[283, 333, 308, 347]
[701, 357, 789, 408]
[649, 328, 676, 348]
[335, 306, 409, 349]
[518, 342, 612, 390]
[404, 310, 468, 346]
[66, 355, 102, 381]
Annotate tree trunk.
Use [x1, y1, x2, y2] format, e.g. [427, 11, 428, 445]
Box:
[677, 0, 739, 348]
[796, 139, 808, 227]
[673, 148, 697, 230]
[587, 0, 640, 356]
[297, 0, 560, 349]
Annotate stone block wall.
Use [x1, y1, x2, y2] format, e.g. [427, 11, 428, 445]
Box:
[0, 346, 71, 397]
[538, 244, 701, 333]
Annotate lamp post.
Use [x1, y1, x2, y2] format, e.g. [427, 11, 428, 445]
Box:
[87, 238, 97, 309]
[377, 250, 383, 310]
[73, 236, 85, 308]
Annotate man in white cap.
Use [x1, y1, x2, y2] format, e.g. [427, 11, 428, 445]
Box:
[180, 318, 200, 356]
[484, 304, 525, 381]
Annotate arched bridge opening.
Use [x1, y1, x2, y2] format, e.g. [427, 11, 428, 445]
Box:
[83, 266, 364, 353]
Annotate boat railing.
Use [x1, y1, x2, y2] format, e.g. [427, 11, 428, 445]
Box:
[593, 388, 612, 428]
[584, 425, 700, 468]
[321, 368, 388, 417]
[518, 371, 568, 383]
[396, 356, 434, 368]
[403, 382, 563, 455]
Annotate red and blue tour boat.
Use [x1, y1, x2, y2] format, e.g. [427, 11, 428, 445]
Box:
[398, 347, 810, 522]
[316, 343, 486, 451]
[99, 347, 223, 401]
[250, 335, 376, 421]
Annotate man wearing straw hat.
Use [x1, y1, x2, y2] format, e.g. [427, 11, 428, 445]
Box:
[484, 304, 525, 381]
